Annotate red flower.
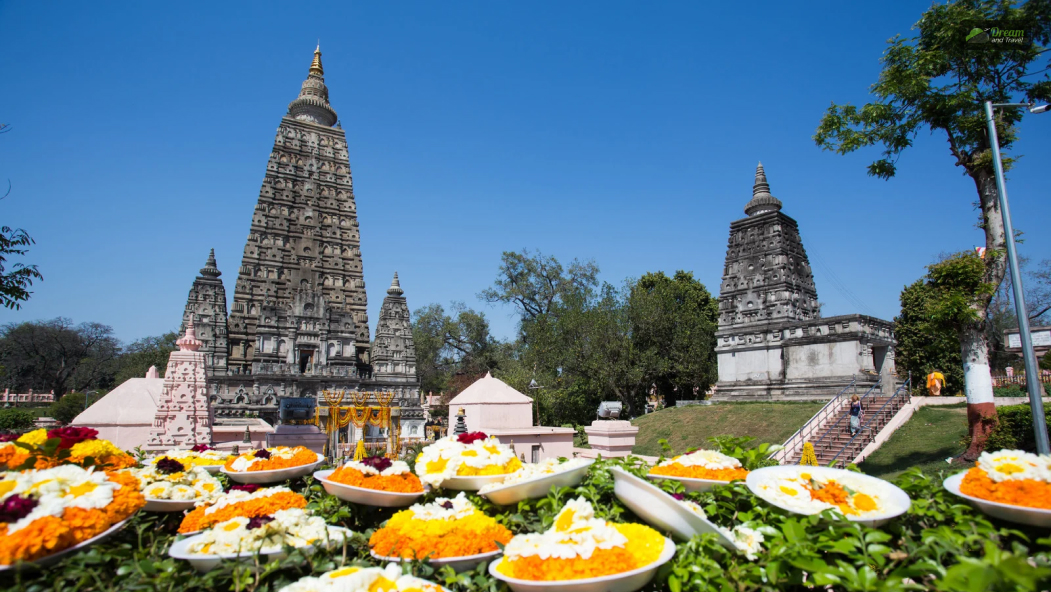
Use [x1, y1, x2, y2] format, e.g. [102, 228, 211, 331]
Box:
[361, 456, 392, 472]
[456, 431, 488, 445]
[190, 444, 214, 452]
[46, 426, 99, 449]
[231, 484, 262, 493]
[0, 432, 19, 443]
[0, 495, 37, 523]
[155, 457, 186, 474]
[254, 449, 271, 459]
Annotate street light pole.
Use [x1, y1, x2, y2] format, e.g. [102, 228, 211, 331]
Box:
[984, 100, 1050, 455]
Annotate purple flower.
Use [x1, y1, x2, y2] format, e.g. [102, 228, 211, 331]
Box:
[0, 432, 19, 443]
[440, 501, 454, 510]
[190, 444, 213, 452]
[155, 457, 186, 474]
[254, 449, 272, 459]
[231, 484, 262, 493]
[671, 493, 686, 501]
[361, 456, 392, 472]
[0, 495, 37, 523]
[247, 515, 274, 530]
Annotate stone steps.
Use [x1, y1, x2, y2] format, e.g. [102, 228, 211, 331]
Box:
[788, 394, 908, 467]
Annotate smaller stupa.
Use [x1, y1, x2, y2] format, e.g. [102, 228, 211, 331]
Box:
[144, 319, 213, 450]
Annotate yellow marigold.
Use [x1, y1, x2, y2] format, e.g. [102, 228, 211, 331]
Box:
[370, 509, 512, 559]
[457, 457, 522, 476]
[17, 429, 49, 447]
[68, 439, 137, 470]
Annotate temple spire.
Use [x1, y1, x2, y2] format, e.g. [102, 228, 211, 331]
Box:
[387, 272, 404, 296]
[744, 161, 783, 216]
[199, 248, 221, 278]
[287, 45, 338, 127]
[310, 43, 324, 77]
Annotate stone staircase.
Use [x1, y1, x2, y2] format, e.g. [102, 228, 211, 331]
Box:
[801, 391, 910, 467]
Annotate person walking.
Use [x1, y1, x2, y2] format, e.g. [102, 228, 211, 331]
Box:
[848, 395, 863, 436]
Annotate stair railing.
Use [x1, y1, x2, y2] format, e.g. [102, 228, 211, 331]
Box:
[769, 377, 856, 464]
[807, 377, 883, 455]
[825, 378, 912, 467]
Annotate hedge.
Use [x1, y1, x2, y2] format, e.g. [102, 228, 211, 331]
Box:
[986, 403, 1051, 453]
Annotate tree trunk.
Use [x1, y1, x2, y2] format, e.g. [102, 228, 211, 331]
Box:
[961, 323, 996, 460]
[961, 167, 1008, 460]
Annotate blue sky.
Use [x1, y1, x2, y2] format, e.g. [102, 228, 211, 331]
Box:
[0, 1, 1048, 344]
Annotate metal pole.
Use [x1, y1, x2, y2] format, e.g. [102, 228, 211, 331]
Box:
[984, 101, 1050, 454]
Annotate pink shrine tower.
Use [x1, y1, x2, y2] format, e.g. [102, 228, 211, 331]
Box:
[145, 319, 213, 450]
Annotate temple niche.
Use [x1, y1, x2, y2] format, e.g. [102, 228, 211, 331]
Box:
[712, 163, 896, 401]
[178, 46, 423, 436]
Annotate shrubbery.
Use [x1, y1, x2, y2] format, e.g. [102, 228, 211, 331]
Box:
[0, 407, 35, 431]
[986, 403, 1051, 453]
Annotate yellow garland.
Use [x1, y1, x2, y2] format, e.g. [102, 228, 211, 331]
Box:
[800, 442, 818, 467]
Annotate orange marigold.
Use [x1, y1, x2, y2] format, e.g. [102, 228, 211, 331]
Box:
[0, 515, 75, 565]
[0, 443, 30, 470]
[498, 547, 639, 581]
[960, 467, 1051, 509]
[370, 512, 512, 559]
[329, 466, 424, 493]
[649, 463, 749, 481]
[223, 447, 319, 472]
[178, 490, 307, 533]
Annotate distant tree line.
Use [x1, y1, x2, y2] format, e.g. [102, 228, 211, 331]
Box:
[412, 249, 720, 427]
[0, 318, 177, 398]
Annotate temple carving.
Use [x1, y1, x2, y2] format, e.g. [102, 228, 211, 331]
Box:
[178, 47, 423, 437]
[713, 164, 896, 400]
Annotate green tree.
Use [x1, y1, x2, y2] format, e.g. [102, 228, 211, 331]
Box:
[813, 0, 1050, 458]
[0, 407, 35, 431]
[411, 302, 500, 395]
[0, 226, 43, 310]
[895, 276, 966, 397]
[628, 271, 719, 406]
[48, 391, 92, 424]
[479, 249, 599, 342]
[113, 331, 177, 384]
[0, 318, 120, 396]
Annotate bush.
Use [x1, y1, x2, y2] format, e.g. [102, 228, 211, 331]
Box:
[985, 403, 1051, 452]
[0, 408, 35, 431]
[48, 392, 89, 425]
[993, 384, 1051, 398]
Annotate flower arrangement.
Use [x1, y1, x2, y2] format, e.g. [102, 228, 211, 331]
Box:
[148, 445, 231, 470]
[478, 457, 590, 493]
[649, 449, 749, 481]
[279, 563, 444, 592]
[178, 485, 307, 533]
[750, 470, 893, 517]
[130, 457, 223, 502]
[670, 493, 769, 559]
[959, 449, 1051, 509]
[494, 497, 666, 581]
[0, 428, 137, 472]
[369, 492, 512, 559]
[0, 465, 145, 564]
[184, 508, 347, 556]
[414, 432, 522, 487]
[224, 446, 321, 472]
[327, 456, 424, 493]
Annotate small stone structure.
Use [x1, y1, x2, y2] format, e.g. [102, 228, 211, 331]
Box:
[145, 320, 213, 450]
[713, 164, 896, 400]
[446, 372, 574, 462]
[71, 373, 164, 451]
[578, 420, 639, 458]
[0, 390, 55, 405]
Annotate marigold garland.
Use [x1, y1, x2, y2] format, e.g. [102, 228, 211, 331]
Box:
[178, 490, 307, 533]
[649, 463, 749, 481]
[369, 505, 511, 559]
[0, 469, 144, 565]
[224, 446, 320, 472]
[960, 466, 1051, 509]
[328, 465, 424, 493]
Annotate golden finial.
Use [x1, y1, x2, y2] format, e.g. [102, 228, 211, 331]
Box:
[310, 43, 324, 77]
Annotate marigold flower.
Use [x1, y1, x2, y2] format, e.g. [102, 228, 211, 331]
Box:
[47, 426, 99, 450]
[17, 429, 48, 447]
[329, 465, 424, 493]
[178, 490, 307, 533]
[961, 466, 1051, 509]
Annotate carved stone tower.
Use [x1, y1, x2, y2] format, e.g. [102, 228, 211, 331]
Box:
[181, 249, 229, 374]
[146, 320, 213, 450]
[227, 45, 370, 378]
[717, 163, 819, 330]
[372, 273, 417, 380]
[713, 163, 895, 400]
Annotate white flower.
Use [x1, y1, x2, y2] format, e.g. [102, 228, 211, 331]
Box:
[0, 465, 119, 533]
[170, 484, 197, 501]
[189, 509, 346, 555]
[678, 499, 707, 518]
[658, 449, 742, 471]
[479, 458, 589, 493]
[977, 449, 1043, 483]
[502, 497, 630, 562]
[340, 460, 411, 477]
[408, 492, 476, 521]
[276, 563, 441, 592]
[203, 486, 292, 515]
[144, 481, 173, 499]
[414, 435, 516, 487]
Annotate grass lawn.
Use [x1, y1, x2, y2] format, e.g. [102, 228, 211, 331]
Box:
[632, 401, 825, 456]
[860, 403, 968, 480]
